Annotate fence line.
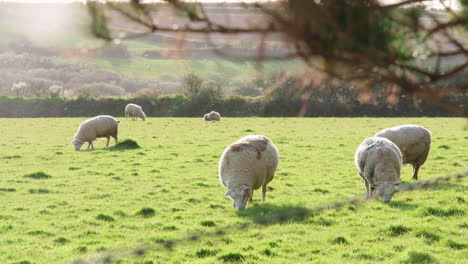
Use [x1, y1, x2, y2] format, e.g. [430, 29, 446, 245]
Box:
[71, 170, 467, 264]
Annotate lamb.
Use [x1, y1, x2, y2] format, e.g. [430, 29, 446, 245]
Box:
[219, 135, 279, 210]
[125, 103, 146, 121]
[204, 111, 221, 121]
[355, 137, 402, 203]
[375, 124, 431, 180]
[72, 115, 120, 151]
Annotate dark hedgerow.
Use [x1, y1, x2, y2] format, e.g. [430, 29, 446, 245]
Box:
[0, 94, 462, 118]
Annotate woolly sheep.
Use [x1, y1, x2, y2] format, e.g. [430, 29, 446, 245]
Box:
[125, 103, 146, 121]
[72, 115, 120, 151]
[375, 125, 431, 181]
[355, 137, 402, 203]
[219, 135, 279, 210]
[204, 111, 221, 121]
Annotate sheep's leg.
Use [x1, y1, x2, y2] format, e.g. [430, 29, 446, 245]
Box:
[359, 172, 370, 198]
[262, 184, 267, 201]
[86, 142, 91, 150]
[114, 136, 118, 145]
[370, 185, 376, 198]
[249, 190, 253, 203]
[105, 137, 110, 147]
[364, 181, 370, 198]
[412, 164, 420, 181]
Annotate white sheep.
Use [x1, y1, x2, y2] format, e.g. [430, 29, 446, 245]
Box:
[204, 111, 221, 121]
[375, 124, 431, 181]
[125, 103, 146, 121]
[355, 137, 402, 203]
[72, 115, 120, 151]
[219, 135, 279, 210]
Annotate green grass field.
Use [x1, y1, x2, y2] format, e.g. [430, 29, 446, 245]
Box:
[92, 56, 303, 81]
[0, 118, 466, 264]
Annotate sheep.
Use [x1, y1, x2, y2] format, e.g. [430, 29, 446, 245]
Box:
[72, 115, 120, 151]
[219, 135, 279, 210]
[355, 137, 402, 203]
[125, 103, 146, 121]
[204, 111, 221, 121]
[375, 125, 431, 181]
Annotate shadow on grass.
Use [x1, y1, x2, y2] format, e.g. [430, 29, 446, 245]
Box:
[237, 204, 311, 225]
[108, 139, 141, 151]
[388, 201, 419, 211]
[399, 182, 467, 192]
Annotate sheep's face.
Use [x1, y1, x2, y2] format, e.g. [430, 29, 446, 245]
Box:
[224, 186, 252, 210]
[72, 139, 84, 151]
[375, 182, 399, 203]
[204, 114, 210, 121]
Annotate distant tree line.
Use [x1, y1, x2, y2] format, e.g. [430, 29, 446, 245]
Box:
[0, 92, 462, 118]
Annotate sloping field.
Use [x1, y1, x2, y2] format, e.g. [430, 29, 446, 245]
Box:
[0, 118, 466, 263]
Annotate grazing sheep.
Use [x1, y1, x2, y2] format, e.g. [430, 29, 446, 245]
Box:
[219, 135, 279, 210]
[125, 103, 146, 121]
[72, 115, 120, 151]
[204, 111, 221, 121]
[355, 137, 402, 203]
[375, 125, 431, 180]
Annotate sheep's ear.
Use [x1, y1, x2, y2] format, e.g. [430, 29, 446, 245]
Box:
[394, 182, 400, 186]
[223, 191, 231, 199]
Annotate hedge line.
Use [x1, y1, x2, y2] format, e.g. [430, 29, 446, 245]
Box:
[0, 95, 463, 118]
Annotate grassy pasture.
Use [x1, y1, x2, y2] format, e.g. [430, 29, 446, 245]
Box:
[0, 117, 466, 264]
[92, 56, 303, 80]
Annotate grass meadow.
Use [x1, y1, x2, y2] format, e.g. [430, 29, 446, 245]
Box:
[92, 56, 304, 81]
[0, 118, 466, 264]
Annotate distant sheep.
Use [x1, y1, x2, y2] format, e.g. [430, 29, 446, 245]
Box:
[72, 115, 120, 151]
[204, 111, 221, 121]
[355, 137, 402, 203]
[375, 125, 431, 180]
[219, 135, 279, 210]
[125, 103, 146, 121]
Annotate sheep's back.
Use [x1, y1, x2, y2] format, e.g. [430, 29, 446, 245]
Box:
[355, 137, 402, 177]
[125, 104, 141, 115]
[82, 116, 118, 138]
[219, 135, 278, 190]
[376, 125, 431, 163]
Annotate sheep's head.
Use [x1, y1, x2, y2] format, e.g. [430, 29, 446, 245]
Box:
[223, 185, 252, 210]
[141, 112, 146, 121]
[72, 139, 84, 151]
[373, 182, 399, 203]
[204, 114, 210, 121]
